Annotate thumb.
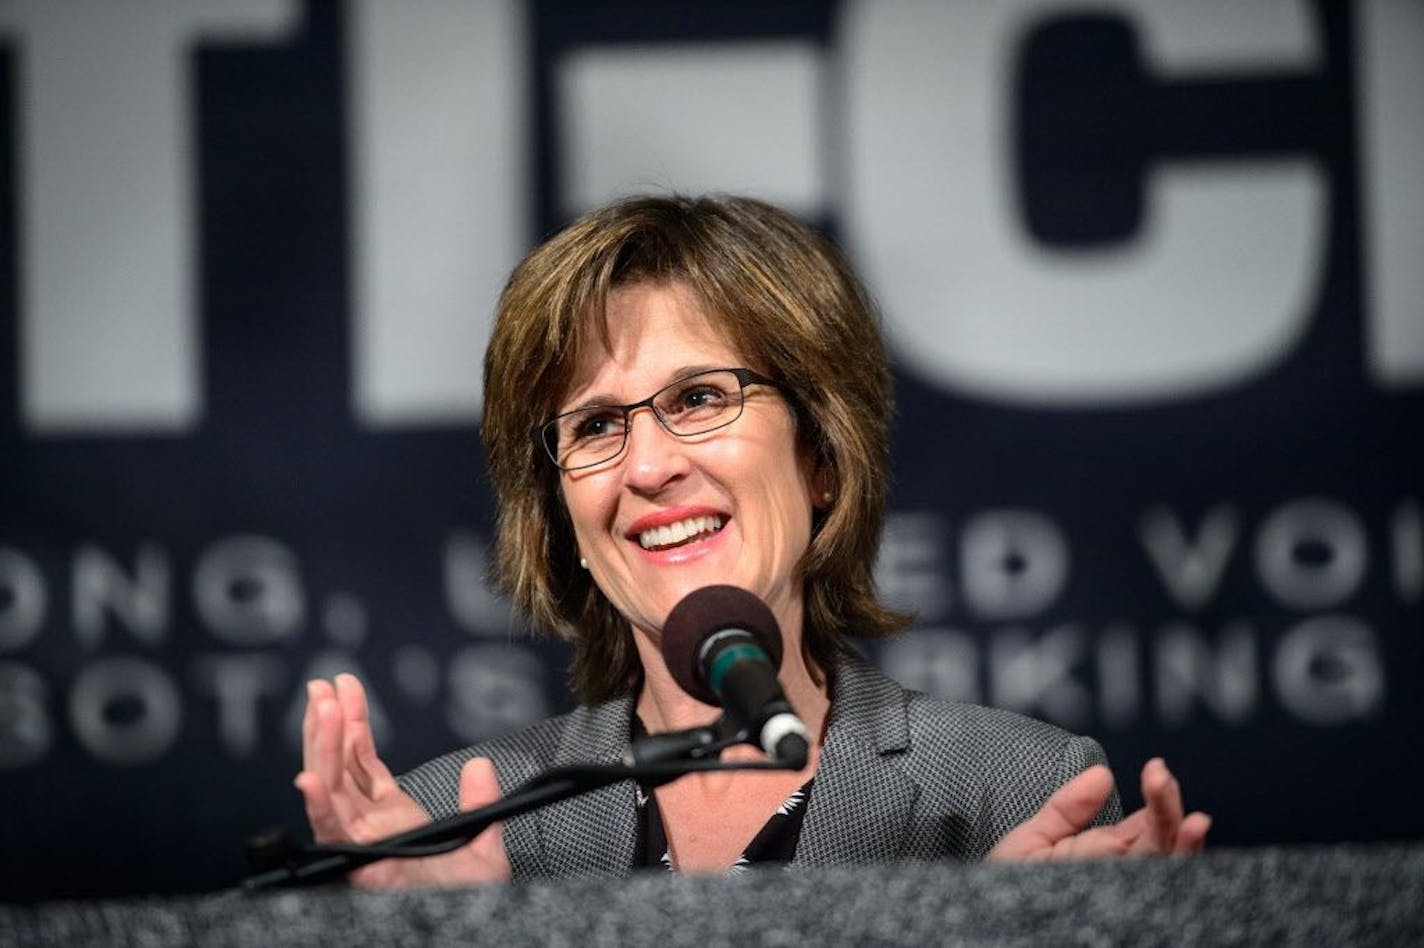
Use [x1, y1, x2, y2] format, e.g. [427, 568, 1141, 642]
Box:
[458, 756, 501, 812]
[456, 756, 511, 881]
[989, 764, 1116, 861]
[1031, 764, 1116, 841]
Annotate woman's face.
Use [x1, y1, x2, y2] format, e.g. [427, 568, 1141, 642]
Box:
[558, 281, 818, 646]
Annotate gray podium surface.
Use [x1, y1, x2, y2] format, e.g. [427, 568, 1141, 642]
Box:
[3, 845, 1422, 947]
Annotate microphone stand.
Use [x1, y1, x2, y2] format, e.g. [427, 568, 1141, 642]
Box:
[242, 722, 794, 891]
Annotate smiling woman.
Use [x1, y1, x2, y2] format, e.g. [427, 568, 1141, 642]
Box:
[482, 196, 905, 706]
[295, 195, 1210, 884]
[554, 283, 823, 703]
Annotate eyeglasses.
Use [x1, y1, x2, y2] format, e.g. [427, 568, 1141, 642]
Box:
[534, 367, 779, 471]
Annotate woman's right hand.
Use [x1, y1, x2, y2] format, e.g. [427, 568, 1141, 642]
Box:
[295, 673, 513, 888]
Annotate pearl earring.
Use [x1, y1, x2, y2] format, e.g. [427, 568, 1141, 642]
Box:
[822, 491, 833, 503]
[579, 557, 589, 570]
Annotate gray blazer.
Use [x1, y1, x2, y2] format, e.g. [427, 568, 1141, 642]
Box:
[399, 656, 1122, 879]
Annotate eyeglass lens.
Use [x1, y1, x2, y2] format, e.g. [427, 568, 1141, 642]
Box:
[547, 369, 748, 469]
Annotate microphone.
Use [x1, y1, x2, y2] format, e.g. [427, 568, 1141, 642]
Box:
[623, 724, 718, 766]
[661, 585, 811, 768]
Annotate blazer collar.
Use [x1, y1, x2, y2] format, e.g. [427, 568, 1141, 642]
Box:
[820, 651, 912, 754]
[792, 653, 920, 868]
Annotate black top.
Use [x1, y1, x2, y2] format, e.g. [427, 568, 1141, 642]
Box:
[631, 717, 813, 873]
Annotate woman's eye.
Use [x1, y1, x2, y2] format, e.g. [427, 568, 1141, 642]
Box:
[677, 385, 727, 411]
[573, 411, 622, 440]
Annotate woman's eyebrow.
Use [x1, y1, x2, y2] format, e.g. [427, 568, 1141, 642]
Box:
[563, 393, 620, 412]
[561, 364, 732, 412]
[667, 363, 727, 380]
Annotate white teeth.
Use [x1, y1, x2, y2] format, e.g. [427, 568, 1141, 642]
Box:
[638, 515, 724, 550]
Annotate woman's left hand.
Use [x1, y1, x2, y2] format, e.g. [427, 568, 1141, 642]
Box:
[985, 758, 1211, 862]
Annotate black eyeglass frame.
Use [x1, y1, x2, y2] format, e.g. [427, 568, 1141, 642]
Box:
[532, 367, 780, 471]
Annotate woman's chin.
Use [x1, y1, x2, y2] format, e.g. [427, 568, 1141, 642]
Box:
[625, 574, 748, 639]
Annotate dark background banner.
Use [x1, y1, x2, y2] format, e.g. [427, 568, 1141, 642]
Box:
[0, 0, 1420, 899]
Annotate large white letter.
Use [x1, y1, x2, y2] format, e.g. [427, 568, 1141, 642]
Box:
[989, 624, 1090, 727]
[1153, 621, 1257, 727]
[0, 663, 51, 768]
[193, 653, 285, 758]
[876, 629, 980, 704]
[1253, 499, 1367, 611]
[71, 543, 170, 649]
[960, 510, 1068, 620]
[558, 41, 825, 219]
[1273, 615, 1383, 725]
[1358, 0, 1424, 389]
[446, 645, 548, 743]
[875, 512, 952, 622]
[1138, 506, 1239, 611]
[192, 536, 305, 644]
[841, 0, 1325, 406]
[0, 0, 299, 433]
[69, 657, 182, 765]
[0, 549, 46, 652]
[348, 0, 526, 425]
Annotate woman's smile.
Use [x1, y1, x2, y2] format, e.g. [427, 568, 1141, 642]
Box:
[628, 505, 729, 554]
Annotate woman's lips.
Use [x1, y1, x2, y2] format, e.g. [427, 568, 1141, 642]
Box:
[636, 514, 725, 551]
[626, 508, 731, 563]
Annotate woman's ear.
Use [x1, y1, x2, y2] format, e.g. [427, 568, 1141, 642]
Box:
[810, 458, 836, 510]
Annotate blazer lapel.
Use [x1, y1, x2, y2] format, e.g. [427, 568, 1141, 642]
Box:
[531, 697, 638, 878]
[793, 655, 920, 868]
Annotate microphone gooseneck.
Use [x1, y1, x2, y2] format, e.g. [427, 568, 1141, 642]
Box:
[661, 585, 811, 768]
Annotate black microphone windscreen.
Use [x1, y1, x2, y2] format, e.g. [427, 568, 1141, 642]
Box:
[661, 585, 783, 705]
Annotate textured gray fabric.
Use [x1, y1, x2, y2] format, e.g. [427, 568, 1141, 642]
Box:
[398, 656, 1122, 878]
[9, 846, 1424, 946]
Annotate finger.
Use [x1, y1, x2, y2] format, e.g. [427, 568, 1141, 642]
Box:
[301, 682, 316, 760]
[335, 674, 394, 799]
[309, 691, 346, 799]
[348, 861, 400, 889]
[295, 770, 345, 844]
[1050, 825, 1132, 860]
[1175, 812, 1212, 854]
[301, 679, 335, 772]
[1106, 807, 1149, 848]
[459, 757, 511, 875]
[1137, 758, 1184, 854]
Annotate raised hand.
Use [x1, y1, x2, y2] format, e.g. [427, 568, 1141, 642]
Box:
[985, 758, 1211, 862]
[294, 673, 512, 888]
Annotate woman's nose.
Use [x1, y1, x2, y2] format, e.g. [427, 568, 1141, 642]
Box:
[620, 408, 689, 493]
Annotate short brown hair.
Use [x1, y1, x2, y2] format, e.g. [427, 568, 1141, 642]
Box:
[482, 195, 908, 703]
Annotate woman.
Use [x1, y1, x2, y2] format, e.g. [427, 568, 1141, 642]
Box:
[297, 195, 1210, 886]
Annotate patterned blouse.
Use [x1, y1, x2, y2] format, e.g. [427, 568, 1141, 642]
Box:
[632, 717, 813, 873]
